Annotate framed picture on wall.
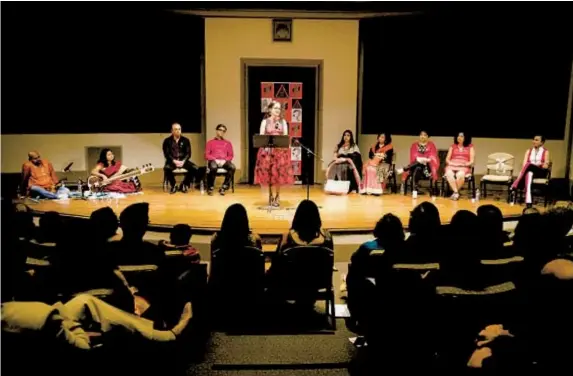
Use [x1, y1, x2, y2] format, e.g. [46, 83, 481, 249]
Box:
[273, 19, 292, 42]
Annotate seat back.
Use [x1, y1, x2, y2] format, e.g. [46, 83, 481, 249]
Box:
[210, 246, 265, 298]
[486, 153, 515, 176]
[279, 246, 334, 293]
[437, 150, 449, 177]
[118, 264, 159, 295]
[435, 281, 519, 368]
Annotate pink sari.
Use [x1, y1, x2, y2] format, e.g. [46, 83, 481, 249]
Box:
[99, 161, 138, 193]
[360, 143, 393, 194]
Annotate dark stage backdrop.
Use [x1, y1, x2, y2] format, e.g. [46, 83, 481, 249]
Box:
[361, 11, 573, 139]
[2, 5, 204, 134]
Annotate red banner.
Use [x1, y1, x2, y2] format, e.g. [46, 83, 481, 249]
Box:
[261, 81, 303, 183]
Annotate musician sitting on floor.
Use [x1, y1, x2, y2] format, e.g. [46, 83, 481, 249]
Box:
[205, 124, 235, 196]
[90, 148, 140, 193]
[20, 150, 63, 199]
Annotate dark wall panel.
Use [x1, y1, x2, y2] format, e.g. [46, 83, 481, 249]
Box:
[2, 5, 204, 134]
[361, 11, 572, 139]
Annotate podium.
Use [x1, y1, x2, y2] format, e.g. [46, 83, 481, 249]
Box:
[253, 134, 290, 211]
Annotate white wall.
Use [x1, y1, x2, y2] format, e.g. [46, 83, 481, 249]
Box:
[1, 133, 205, 176]
[204, 18, 359, 178]
[358, 135, 567, 177]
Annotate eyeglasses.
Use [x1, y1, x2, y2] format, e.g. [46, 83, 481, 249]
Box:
[217, 128, 227, 132]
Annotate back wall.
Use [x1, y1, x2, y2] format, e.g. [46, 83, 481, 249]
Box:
[204, 18, 359, 182]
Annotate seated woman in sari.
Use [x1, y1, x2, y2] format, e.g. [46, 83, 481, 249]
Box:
[360, 133, 394, 195]
[91, 148, 139, 194]
[325, 129, 362, 194]
[396, 130, 439, 195]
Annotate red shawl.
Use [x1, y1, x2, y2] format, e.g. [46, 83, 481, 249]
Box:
[367, 143, 393, 167]
[404, 141, 439, 181]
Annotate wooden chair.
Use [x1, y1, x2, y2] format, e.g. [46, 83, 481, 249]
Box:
[204, 166, 235, 193]
[441, 165, 477, 199]
[480, 153, 515, 202]
[386, 152, 398, 193]
[514, 162, 553, 207]
[403, 150, 444, 196]
[274, 246, 336, 329]
[208, 246, 265, 323]
[162, 168, 188, 191]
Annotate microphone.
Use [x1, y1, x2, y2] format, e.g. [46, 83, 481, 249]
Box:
[63, 162, 74, 172]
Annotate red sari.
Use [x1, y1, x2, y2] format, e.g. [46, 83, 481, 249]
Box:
[98, 161, 138, 193]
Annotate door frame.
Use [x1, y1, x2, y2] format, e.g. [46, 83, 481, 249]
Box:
[240, 58, 323, 183]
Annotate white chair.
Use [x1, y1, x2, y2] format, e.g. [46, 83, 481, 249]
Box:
[480, 153, 515, 202]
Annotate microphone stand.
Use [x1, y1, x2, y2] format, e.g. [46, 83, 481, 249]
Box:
[296, 141, 324, 201]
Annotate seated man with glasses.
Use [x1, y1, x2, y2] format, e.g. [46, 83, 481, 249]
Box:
[205, 124, 235, 195]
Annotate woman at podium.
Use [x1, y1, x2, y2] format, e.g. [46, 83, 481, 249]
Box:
[254, 101, 294, 207]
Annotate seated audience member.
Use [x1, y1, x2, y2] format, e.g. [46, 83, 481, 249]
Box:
[110, 203, 165, 267]
[440, 210, 485, 289]
[277, 199, 334, 252]
[1, 295, 193, 348]
[159, 224, 201, 263]
[510, 134, 550, 208]
[360, 133, 394, 195]
[163, 122, 197, 194]
[205, 124, 235, 196]
[347, 213, 405, 329]
[437, 210, 520, 371]
[349, 213, 405, 281]
[35, 211, 64, 245]
[210, 203, 262, 253]
[20, 150, 61, 199]
[2, 201, 28, 301]
[55, 218, 134, 314]
[477, 205, 512, 258]
[444, 132, 475, 200]
[325, 129, 362, 194]
[89, 206, 119, 241]
[396, 130, 439, 195]
[399, 201, 442, 265]
[90, 148, 139, 194]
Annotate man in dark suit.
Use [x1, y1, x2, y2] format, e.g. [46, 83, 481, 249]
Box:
[162, 123, 197, 194]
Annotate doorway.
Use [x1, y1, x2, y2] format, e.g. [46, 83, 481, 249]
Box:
[245, 65, 319, 185]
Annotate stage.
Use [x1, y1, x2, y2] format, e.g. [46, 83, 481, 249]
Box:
[19, 185, 529, 235]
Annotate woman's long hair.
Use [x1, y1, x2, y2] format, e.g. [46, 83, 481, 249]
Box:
[97, 148, 115, 167]
[291, 200, 322, 243]
[263, 100, 285, 120]
[375, 132, 392, 150]
[337, 129, 356, 149]
[219, 203, 251, 248]
[454, 132, 472, 147]
[374, 213, 404, 250]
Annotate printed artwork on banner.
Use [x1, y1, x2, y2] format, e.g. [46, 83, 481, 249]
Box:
[289, 122, 302, 137]
[261, 82, 274, 98]
[292, 161, 302, 175]
[292, 99, 302, 109]
[292, 108, 302, 123]
[291, 146, 302, 161]
[261, 98, 273, 112]
[275, 98, 290, 121]
[274, 83, 289, 98]
[289, 83, 303, 99]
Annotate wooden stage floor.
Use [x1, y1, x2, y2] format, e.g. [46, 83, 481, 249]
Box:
[21, 185, 529, 235]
